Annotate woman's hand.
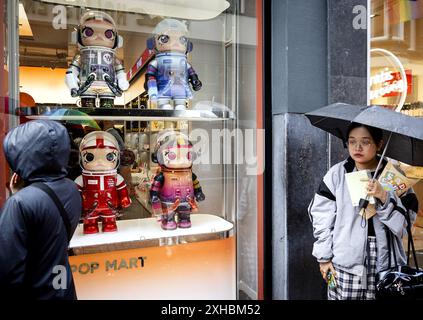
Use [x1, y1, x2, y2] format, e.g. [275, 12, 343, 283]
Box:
[319, 261, 336, 283]
[366, 179, 387, 204]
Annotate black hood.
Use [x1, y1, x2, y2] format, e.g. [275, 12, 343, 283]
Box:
[3, 120, 70, 182]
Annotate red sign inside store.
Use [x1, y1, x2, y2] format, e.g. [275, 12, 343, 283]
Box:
[127, 48, 155, 81]
[383, 70, 412, 97]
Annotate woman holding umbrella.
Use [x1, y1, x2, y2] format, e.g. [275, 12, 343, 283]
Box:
[308, 122, 418, 300]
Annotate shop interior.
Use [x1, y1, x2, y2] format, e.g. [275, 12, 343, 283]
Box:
[16, 0, 259, 299]
[371, 0, 423, 260]
[18, 0, 234, 221]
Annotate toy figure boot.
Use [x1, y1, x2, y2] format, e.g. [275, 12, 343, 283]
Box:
[83, 217, 99, 234]
[177, 211, 191, 228]
[174, 99, 186, 111]
[158, 98, 172, 110]
[161, 212, 177, 230]
[102, 216, 118, 232]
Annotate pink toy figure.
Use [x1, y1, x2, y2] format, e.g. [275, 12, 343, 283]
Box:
[65, 11, 129, 108]
[75, 131, 131, 234]
[150, 131, 205, 230]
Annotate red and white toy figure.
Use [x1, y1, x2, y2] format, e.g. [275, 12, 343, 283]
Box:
[75, 131, 131, 234]
[150, 131, 205, 230]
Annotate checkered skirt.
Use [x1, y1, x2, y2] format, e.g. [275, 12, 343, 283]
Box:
[328, 236, 377, 300]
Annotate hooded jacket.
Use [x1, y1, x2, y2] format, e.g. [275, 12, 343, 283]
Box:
[0, 120, 81, 299]
[308, 157, 418, 283]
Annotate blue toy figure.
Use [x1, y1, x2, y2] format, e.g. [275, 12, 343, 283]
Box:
[145, 19, 202, 110]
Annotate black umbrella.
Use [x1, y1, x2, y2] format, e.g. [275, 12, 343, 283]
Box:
[305, 103, 423, 167]
[305, 103, 370, 142]
[306, 103, 423, 211]
[353, 106, 423, 167]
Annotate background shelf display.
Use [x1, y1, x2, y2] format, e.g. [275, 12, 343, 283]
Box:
[123, 117, 192, 215]
[30, 107, 237, 222]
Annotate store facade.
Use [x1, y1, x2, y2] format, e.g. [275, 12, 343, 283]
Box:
[4, 0, 421, 301]
[369, 0, 423, 265]
[1, 0, 266, 299]
[270, 0, 368, 299]
[270, 0, 423, 299]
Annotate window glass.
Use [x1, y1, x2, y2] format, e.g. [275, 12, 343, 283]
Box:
[370, 0, 423, 260]
[16, 0, 260, 299]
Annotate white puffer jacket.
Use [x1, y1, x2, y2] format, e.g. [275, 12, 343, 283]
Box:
[308, 157, 418, 279]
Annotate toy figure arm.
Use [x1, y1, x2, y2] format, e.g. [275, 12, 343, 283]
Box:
[187, 63, 202, 91]
[65, 55, 81, 97]
[150, 172, 164, 203]
[74, 175, 97, 214]
[74, 175, 83, 189]
[192, 173, 205, 201]
[117, 174, 131, 208]
[146, 60, 158, 100]
[114, 58, 129, 91]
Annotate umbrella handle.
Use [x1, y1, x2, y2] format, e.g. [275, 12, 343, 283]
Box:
[359, 132, 393, 212]
[371, 132, 393, 180]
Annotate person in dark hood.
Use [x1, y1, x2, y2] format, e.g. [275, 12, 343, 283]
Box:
[0, 120, 82, 299]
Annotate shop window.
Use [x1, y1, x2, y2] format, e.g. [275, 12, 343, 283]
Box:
[370, 0, 423, 265]
[11, 0, 262, 300]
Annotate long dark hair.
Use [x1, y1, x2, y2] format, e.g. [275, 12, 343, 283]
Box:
[346, 122, 383, 145]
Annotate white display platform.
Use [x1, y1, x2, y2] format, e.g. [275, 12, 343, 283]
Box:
[70, 214, 233, 249]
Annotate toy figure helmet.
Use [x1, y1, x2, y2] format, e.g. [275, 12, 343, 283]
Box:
[79, 131, 120, 168]
[79, 131, 120, 152]
[72, 10, 123, 49]
[146, 19, 193, 53]
[153, 19, 188, 37]
[152, 130, 195, 166]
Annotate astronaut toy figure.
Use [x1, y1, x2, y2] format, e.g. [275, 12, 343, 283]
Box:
[145, 19, 202, 110]
[75, 131, 131, 234]
[66, 11, 129, 108]
[150, 131, 205, 230]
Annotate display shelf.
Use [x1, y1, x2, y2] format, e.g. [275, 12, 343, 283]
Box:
[69, 214, 234, 254]
[29, 108, 236, 122]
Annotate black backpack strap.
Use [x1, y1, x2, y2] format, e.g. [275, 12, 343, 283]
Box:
[31, 182, 72, 242]
[385, 227, 398, 269]
[391, 230, 398, 268]
[403, 209, 419, 269]
[385, 208, 419, 270]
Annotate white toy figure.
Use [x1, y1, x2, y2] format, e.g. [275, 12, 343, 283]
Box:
[66, 11, 129, 108]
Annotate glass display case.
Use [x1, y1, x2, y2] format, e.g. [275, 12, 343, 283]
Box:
[5, 0, 263, 299]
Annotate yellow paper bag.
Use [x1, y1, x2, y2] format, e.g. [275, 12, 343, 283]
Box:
[378, 161, 420, 197]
